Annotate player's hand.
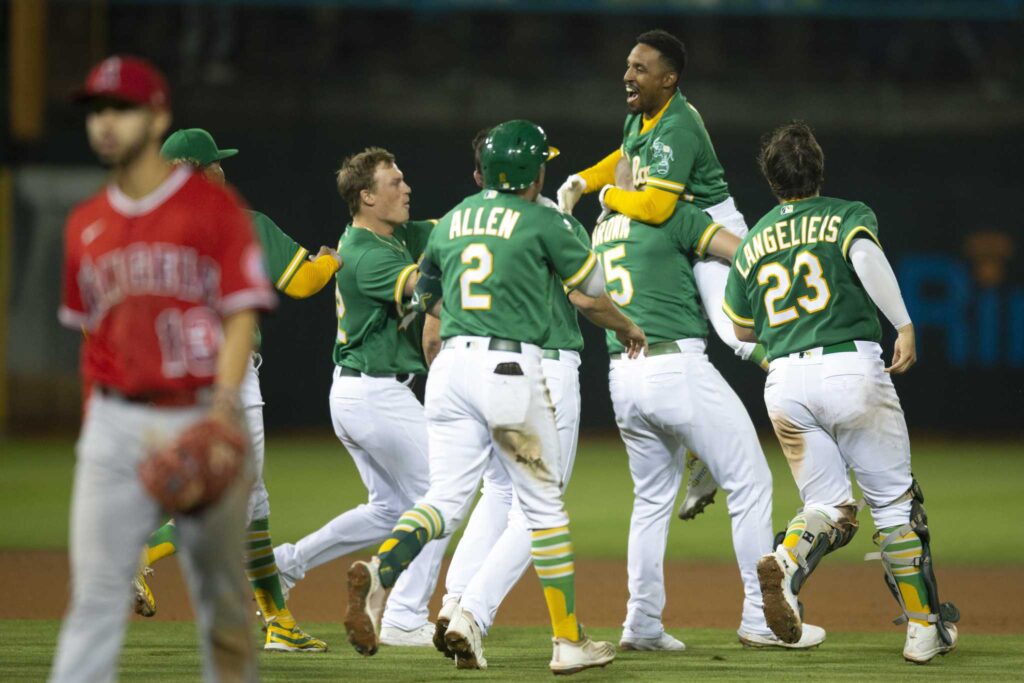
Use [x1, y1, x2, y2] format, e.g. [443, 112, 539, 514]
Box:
[886, 324, 917, 374]
[616, 323, 648, 359]
[315, 246, 343, 270]
[557, 175, 586, 214]
[596, 185, 614, 224]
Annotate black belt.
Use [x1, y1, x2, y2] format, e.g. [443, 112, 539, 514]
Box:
[337, 366, 412, 382]
[441, 338, 522, 353]
[609, 340, 682, 361]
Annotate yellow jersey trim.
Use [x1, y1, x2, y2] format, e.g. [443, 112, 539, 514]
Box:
[723, 301, 755, 328]
[562, 251, 597, 289]
[275, 246, 309, 291]
[645, 177, 685, 194]
[695, 222, 724, 258]
[640, 96, 673, 134]
[841, 226, 882, 260]
[393, 263, 418, 309]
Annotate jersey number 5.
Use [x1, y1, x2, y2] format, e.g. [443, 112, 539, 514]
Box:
[601, 245, 633, 306]
[460, 243, 493, 310]
[757, 251, 831, 327]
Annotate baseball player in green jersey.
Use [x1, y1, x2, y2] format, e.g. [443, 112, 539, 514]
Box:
[724, 122, 959, 663]
[592, 199, 826, 650]
[432, 128, 591, 659]
[557, 28, 764, 522]
[271, 147, 452, 649]
[131, 128, 340, 652]
[343, 120, 646, 674]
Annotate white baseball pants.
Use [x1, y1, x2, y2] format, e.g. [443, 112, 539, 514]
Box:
[444, 351, 582, 634]
[50, 391, 256, 683]
[240, 355, 269, 522]
[609, 339, 775, 639]
[765, 342, 914, 528]
[272, 369, 449, 631]
[419, 337, 568, 537]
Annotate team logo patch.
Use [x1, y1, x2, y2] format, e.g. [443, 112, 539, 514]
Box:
[650, 137, 674, 176]
[782, 204, 794, 215]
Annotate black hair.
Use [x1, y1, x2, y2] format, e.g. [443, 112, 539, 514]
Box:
[636, 29, 687, 75]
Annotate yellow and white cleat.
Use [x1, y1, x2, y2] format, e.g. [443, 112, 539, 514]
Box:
[264, 620, 328, 653]
[132, 566, 156, 618]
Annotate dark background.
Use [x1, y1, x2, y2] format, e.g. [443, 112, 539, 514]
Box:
[3, 0, 1023, 435]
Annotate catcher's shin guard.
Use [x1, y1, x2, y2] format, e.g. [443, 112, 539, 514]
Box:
[781, 505, 859, 595]
[865, 479, 960, 646]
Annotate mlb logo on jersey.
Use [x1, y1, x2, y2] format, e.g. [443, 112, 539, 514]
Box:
[782, 204, 794, 215]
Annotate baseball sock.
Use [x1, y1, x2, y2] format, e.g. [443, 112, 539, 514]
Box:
[780, 514, 807, 562]
[245, 517, 295, 629]
[878, 524, 931, 626]
[377, 504, 445, 588]
[144, 520, 178, 566]
[531, 526, 580, 642]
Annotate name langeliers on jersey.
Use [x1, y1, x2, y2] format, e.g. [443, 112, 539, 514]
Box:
[77, 244, 221, 325]
[733, 212, 842, 278]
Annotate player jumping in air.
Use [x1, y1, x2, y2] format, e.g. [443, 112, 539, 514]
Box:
[131, 128, 340, 652]
[723, 121, 960, 664]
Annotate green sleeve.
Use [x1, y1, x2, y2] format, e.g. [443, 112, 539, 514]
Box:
[355, 246, 418, 307]
[402, 219, 438, 262]
[839, 203, 881, 260]
[723, 264, 754, 328]
[250, 210, 308, 291]
[668, 203, 722, 258]
[540, 213, 597, 290]
[645, 124, 699, 197]
[572, 221, 592, 249]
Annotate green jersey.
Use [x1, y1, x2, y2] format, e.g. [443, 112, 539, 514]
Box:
[424, 190, 596, 346]
[591, 203, 723, 353]
[621, 91, 730, 210]
[332, 220, 435, 375]
[249, 210, 307, 349]
[723, 196, 883, 360]
[543, 220, 589, 352]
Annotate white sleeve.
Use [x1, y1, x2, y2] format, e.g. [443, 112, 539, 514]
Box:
[692, 258, 757, 359]
[848, 238, 912, 330]
[576, 258, 607, 297]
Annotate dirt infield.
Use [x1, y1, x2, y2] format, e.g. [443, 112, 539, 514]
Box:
[4, 551, 1020, 633]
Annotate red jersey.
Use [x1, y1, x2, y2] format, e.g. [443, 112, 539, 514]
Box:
[59, 166, 276, 396]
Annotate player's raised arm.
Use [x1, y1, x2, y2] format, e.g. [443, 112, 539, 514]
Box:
[558, 149, 621, 214]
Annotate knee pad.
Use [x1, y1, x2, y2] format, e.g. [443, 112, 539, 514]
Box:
[784, 504, 859, 594]
[865, 479, 960, 646]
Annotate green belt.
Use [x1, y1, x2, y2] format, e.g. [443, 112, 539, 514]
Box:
[442, 338, 522, 353]
[609, 340, 681, 361]
[338, 366, 407, 379]
[542, 349, 560, 360]
[795, 340, 858, 358]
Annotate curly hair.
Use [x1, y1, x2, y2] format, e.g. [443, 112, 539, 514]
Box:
[758, 121, 825, 200]
[336, 147, 396, 216]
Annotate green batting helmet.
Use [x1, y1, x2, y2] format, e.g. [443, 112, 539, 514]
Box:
[480, 120, 560, 192]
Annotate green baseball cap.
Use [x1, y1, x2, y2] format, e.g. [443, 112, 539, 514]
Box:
[160, 128, 238, 166]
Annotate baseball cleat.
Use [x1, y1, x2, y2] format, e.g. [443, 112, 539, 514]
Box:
[757, 548, 803, 644]
[264, 620, 328, 653]
[433, 598, 460, 658]
[344, 557, 386, 656]
[444, 608, 487, 670]
[132, 566, 156, 618]
[380, 623, 435, 647]
[677, 453, 717, 520]
[618, 632, 686, 651]
[738, 623, 825, 649]
[550, 629, 616, 675]
[903, 622, 958, 664]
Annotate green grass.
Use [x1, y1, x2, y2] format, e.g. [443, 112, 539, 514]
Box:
[1, 435, 1022, 564]
[1, 620, 1018, 681]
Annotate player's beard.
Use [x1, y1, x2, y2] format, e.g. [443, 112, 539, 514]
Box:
[99, 131, 151, 170]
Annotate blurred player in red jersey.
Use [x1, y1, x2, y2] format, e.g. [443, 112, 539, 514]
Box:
[50, 55, 275, 683]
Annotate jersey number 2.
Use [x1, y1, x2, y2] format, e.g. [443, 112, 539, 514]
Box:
[757, 252, 831, 327]
[460, 243, 493, 310]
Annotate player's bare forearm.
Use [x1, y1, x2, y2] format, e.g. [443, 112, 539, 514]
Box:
[705, 230, 740, 262]
[569, 290, 647, 356]
[211, 309, 257, 421]
[733, 322, 758, 343]
[422, 313, 441, 367]
[402, 269, 421, 298]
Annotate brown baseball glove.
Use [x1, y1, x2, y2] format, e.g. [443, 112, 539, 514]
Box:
[139, 418, 246, 514]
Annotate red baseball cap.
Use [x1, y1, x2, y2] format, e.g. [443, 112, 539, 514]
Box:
[73, 55, 170, 109]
